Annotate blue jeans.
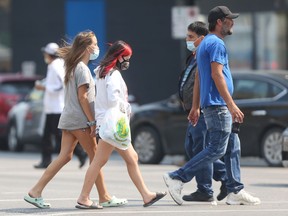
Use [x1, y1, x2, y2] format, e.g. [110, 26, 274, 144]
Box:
[223, 132, 244, 192]
[170, 106, 244, 194]
[173, 113, 227, 195]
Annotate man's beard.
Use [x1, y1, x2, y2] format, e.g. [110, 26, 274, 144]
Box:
[227, 29, 233, 35]
[221, 27, 233, 36]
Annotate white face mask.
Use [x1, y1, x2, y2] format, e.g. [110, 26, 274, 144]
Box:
[89, 49, 100, 60]
[186, 41, 196, 52]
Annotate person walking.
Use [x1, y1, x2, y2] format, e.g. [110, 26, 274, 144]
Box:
[76, 40, 166, 209]
[34, 42, 87, 169]
[163, 6, 261, 206]
[177, 21, 228, 203]
[24, 31, 127, 209]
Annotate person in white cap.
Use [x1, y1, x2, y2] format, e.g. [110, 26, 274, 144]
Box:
[34, 42, 87, 169]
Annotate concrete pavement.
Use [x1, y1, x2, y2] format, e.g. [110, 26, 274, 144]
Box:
[0, 151, 288, 216]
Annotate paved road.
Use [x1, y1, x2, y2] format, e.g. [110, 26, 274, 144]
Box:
[0, 151, 288, 216]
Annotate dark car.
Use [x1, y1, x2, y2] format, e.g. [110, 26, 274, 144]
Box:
[130, 70, 288, 166]
[0, 73, 42, 149]
[280, 128, 288, 168]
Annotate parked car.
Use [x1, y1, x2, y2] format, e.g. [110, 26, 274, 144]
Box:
[281, 128, 288, 168]
[7, 86, 45, 151]
[130, 70, 288, 166]
[0, 73, 42, 149]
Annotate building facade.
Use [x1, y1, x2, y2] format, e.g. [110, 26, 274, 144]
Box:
[6, 0, 288, 104]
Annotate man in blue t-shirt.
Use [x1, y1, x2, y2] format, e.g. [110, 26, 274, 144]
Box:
[163, 6, 261, 206]
[196, 34, 234, 108]
[174, 21, 228, 203]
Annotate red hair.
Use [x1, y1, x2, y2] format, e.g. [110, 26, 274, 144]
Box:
[99, 40, 132, 78]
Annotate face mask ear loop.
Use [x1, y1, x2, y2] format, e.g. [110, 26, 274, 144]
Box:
[118, 55, 125, 63]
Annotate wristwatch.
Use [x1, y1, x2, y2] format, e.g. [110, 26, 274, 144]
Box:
[87, 120, 96, 127]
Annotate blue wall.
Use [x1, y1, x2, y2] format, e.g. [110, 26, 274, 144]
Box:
[65, 0, 106, 73]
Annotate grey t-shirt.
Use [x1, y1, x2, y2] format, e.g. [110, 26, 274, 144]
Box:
[58, 61, 95, 130]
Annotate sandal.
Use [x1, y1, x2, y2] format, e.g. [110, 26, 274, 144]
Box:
[75, 201, 103, 209]
[24, 194, 51, 209]
[100, 196, 128, 207]
[143, 192, 167, 207]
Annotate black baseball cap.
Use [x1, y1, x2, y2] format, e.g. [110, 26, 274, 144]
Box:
[208, 6, 239, 23]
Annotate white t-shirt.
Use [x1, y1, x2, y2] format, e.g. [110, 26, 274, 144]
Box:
[43, 58, 65, 114]
[94, 67, 130, 126]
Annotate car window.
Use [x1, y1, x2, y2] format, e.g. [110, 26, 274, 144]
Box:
[233, 78, 283, 100]
[0, 81, 35, 96]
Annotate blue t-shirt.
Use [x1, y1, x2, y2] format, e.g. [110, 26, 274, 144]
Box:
[196, 34, 234, 108]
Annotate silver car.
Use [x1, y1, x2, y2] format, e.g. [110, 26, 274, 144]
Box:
[7, 86, 45, 151]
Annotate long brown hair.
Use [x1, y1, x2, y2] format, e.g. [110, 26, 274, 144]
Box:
[57, 30, 95, 85]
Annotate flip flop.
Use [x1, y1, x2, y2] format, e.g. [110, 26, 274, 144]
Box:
[100, 196, 128, 207]
[143, 191, 167, 207]
[24, 194, 51, 209]
[75, 201, 103, 209]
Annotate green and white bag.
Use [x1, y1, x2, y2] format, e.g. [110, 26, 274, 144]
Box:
[99, 102, 131, 150]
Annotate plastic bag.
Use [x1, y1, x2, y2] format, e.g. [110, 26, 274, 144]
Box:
[99, 102, 131, 150]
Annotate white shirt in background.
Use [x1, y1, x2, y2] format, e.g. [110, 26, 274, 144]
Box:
[43, 58, 65, 114]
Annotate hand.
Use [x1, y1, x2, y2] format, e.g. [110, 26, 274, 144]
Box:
[89, 125, 96, 137]
[227, 103, 244, 123]
[34, 80, 45, 90]
[188, 108, 200, 126]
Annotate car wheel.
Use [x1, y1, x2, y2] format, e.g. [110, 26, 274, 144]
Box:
[133, 126, 164, 164]
[8, 123, 24, 152]
[261, 128, 283, 167]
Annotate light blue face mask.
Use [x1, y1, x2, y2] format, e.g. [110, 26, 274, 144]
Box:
[186, 41, 196, 52]
[89, 49, 100, 60]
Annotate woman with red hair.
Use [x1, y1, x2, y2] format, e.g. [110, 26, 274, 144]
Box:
[76, 40, 166, 209]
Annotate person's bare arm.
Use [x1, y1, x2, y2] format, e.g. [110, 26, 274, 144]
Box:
[188, 69, 200, 126]
[78, 84, 96, 136]
[34, 81, 45, 91]
[211, 62, 244, 123]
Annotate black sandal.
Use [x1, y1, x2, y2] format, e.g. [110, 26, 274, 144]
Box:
[143, 192, 167, 207]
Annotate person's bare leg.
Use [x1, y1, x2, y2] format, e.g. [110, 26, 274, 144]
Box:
[73, 129, 112, 203]
[77, 140, 114, 206]
[28, 130, 77, 197]
[116, 146, 156, 204]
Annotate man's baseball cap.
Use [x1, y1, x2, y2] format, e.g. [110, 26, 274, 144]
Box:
[41, 42, 59, 55]
[208, 6, 239, 23]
